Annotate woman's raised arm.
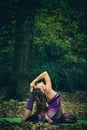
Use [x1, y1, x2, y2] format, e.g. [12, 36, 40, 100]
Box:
[30, 71, 52, 90]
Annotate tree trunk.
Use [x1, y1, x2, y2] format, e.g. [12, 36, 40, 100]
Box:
[13, 0, 35, 100]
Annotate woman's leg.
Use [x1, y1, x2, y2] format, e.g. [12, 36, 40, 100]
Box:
[25, 113, 39, 122]
[54, 113, 77, 124]
[63, 113, 77, 123]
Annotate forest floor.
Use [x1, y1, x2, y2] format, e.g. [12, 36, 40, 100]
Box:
[0, 90, 87, 130]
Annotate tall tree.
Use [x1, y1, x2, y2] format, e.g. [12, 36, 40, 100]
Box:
[12, 0, 35, 99]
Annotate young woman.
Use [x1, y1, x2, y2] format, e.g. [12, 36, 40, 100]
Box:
[22, 71, 77, 124]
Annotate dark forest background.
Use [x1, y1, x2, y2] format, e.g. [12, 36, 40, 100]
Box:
[0, 0, 87, 100]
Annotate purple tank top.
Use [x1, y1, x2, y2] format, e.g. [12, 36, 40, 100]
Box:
[45, 93, 62, 120]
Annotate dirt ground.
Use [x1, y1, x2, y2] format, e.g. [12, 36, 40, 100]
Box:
[0, 90, 87, 130]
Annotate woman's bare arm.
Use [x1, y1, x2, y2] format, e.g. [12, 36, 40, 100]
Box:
[30, 71, 52, 91]
[22, 109, 31, 122]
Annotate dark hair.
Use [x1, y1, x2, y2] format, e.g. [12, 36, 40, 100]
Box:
[32, 88, 48, 113]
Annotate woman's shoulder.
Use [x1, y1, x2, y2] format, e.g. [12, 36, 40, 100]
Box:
[45, 89, 57, 100]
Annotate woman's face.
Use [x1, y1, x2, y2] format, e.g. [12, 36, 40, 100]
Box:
[34, 82, 46, 93]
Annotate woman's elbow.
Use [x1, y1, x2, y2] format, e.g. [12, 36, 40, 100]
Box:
[44, 71, 48, 75]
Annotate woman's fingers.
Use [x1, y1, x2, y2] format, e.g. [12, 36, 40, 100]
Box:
[45, 114, 53, 123]
[30, 82, 35, 87]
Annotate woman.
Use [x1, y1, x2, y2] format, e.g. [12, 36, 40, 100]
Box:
[22, 71, 77, 123]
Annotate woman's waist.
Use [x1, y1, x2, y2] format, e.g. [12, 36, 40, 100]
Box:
[48, 105, 61, 111]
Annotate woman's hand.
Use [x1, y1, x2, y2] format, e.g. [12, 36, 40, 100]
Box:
[34, 82, 46, 93]
[30, 82, 35, 88]
[45, 114, 53, 123]
[30, 82, 35, 92]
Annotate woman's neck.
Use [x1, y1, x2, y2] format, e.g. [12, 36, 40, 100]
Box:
[45, 89, 57, 101]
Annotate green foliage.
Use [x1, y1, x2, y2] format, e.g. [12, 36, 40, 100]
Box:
[0, 0, 87, 99]
[30, 7, 87, 91]
[0, 0, 16, 88]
